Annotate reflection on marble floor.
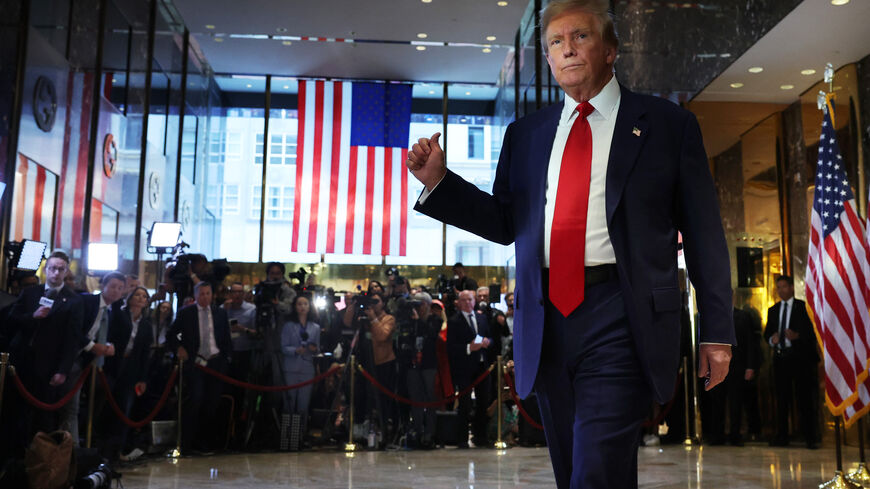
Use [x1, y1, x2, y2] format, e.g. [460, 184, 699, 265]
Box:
[118, 443, 859, 488]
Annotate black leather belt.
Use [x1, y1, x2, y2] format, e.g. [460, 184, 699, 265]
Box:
[542, 264, 618, 287]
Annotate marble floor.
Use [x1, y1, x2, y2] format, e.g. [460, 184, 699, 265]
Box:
[118, 442, 862, 488]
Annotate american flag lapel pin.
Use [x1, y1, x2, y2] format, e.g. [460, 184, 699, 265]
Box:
[632, 127, 641, 137]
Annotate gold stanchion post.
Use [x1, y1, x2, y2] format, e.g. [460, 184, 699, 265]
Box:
[682, 356, 692, 446]
[0, 352, 9, 416]
[345, 355, 358, 453]
[847, 418, 870, 487]
[169, 358, 183, 458]
[85, 365, 98, 448]
[495, 355, 507, 450]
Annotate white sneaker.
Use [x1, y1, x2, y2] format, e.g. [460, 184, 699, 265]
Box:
[642, 434, 660, 447]
[120, 448, 144, 461]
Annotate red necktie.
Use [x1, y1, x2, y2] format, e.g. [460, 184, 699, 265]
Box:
[549, 101, 594, 317]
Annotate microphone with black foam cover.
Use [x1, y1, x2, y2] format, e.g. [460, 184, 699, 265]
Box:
[39, 287, 59, 310]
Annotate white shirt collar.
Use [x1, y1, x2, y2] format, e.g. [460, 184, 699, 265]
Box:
[99, 294, 109, 309]
[560, 74, 620, 125]
[45, 283, 63, 293]
[784, 297, 794, 307]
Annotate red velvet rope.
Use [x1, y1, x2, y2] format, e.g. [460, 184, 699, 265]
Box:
[194, 363, 342, 392]
[10, 365, 93, 412]
[357, 363, 494, 408]
[503, 372, 544, 430]
[97, 367, 179, 429]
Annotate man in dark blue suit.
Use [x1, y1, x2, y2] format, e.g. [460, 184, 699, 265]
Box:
[447, 290, 495, 447]
[407, 1, 734, 487]
[168, 281, 233, 452]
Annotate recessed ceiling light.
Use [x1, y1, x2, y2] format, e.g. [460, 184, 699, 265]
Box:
[282, 40, 292, 45]
[748, 67, 763, 73]
[213, 37, 223, 42]
[246, 84, 252, 88]
[205, 24, 215, 29]
[801, 69, 816, 75]
[422, 0, 432, 3]
[831, 0, 850, 5]
[497, 0, 508, 5]
[730, 82, 744, 88]
[720, 53, 731, 58]
[486, 35, 496, 41]
[482, 48, 492, 53]
[417, 33, 428, 39]
[780, 85, 794, 90]
[416, 45, 426, 51]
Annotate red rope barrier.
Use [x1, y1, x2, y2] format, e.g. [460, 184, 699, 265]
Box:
[194, 363, 342, 392]
[10, 365, 93, 412]
[357, 363, 494, 408]
[503, 372, 544, 431]
[97, 367, 179, 429]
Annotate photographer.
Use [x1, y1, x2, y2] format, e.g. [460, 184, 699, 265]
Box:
[365, 292, 397, 438]
[399, 292, 441, 449]
[280, 294, 320, 444]
[386, 276, 410, 316]
[260, 262, 296, 324]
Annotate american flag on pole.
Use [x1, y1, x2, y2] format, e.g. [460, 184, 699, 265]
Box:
[805, 103, 870, 427]
[291, 80, 411, 256]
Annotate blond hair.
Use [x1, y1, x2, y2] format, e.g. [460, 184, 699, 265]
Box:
[540, 0, 618, 53]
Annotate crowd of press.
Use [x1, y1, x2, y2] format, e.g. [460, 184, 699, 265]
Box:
[0, 252, 821, 468]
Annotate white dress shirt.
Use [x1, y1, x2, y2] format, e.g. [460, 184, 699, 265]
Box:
[84, 295, 110, 352]
[771, 298, 794, 349]
[197, 305, 219, 359]
[543, 75, 619, 267]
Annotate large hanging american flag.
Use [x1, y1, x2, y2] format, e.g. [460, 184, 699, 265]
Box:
[805, 104, 870, 427]
[291, 80, 411, 256]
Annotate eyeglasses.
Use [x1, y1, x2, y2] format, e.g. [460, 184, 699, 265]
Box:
[47, 266, 67, 273]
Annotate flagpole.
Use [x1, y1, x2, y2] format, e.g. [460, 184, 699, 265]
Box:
[821, 416, 859, 489]
[847, 418, 870, 486]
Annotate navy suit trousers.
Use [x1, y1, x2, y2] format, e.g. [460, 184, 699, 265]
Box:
[535, 275, 651, 489]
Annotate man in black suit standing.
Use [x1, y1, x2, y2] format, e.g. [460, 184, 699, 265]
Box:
[447, 290, 495, 447]
[3, 250, 83, 455]
[59, 271, 127, 446]
[168, 281, 233, 452]
[764, 275, 820, 448]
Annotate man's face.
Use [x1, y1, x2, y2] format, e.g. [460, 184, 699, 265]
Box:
[506, 293, 514, 308]
[125, 277, 140, 294]
[102, 278, 126, 304]
[457, 291, 475, 313]
[545, 9, 616, 100]
[196, 285, 213, 308]
[776, 280, 794, 302]
[476, 289, 489, 304]
[267, 266, 283, 282]
[45, 258, 68, 288]
[453, 266, 465, 279]
[229, 285, 245, 306]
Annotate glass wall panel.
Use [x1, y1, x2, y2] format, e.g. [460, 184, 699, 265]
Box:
[205, 75, 265, 262]
[444, 83, 515, 267]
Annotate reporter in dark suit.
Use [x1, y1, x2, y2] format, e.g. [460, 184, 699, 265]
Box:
[2, 251, 83, 455]
[764, 275, 820, 448]
[168, 281, 232, 452]
[407, 1, 733, 486]
[447, 290, 496, 447]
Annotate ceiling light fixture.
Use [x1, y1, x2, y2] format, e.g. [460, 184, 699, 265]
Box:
[416, 46, 426, 51]
[428, 90, 435, 94]
[730, 82, 744, 88]
[422, 0, 432, 3]
[748, 67, 763, 73]
[720, 53, 731, 58]
[282, 40, 292, 45]
[284, 85, 289, 89]
[205, 24, 215, 29]
[831, 0, 850, 5]
[486, 35, 496, 41]
[497, 1, 508, 6]
[417, 33, 428, 39]
[246, 84, 252, 88]
[465, 91, 471, 95]
[780, 85, 794, 90]
[214, 37, 223, 42]
[801, 69, 816, 75]
[482, 48, 492, 53]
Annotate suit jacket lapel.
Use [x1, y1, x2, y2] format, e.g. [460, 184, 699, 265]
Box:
[531, 102, 562, 259]
[606, 85, 648, 225]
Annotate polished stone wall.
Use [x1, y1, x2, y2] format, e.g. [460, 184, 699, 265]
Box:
[781, 101, 808, 294]
[713, 141, 744, 235]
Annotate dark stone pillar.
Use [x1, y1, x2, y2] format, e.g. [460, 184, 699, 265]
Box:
[781, 101, 809, 293]
[713, 141, 744, 235]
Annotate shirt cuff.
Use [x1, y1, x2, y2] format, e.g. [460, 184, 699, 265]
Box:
[699, 342, 732, 346]
[84, 340, 95, 352]
[466, 344, 471, 355]
[417, 174, 446, 205]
